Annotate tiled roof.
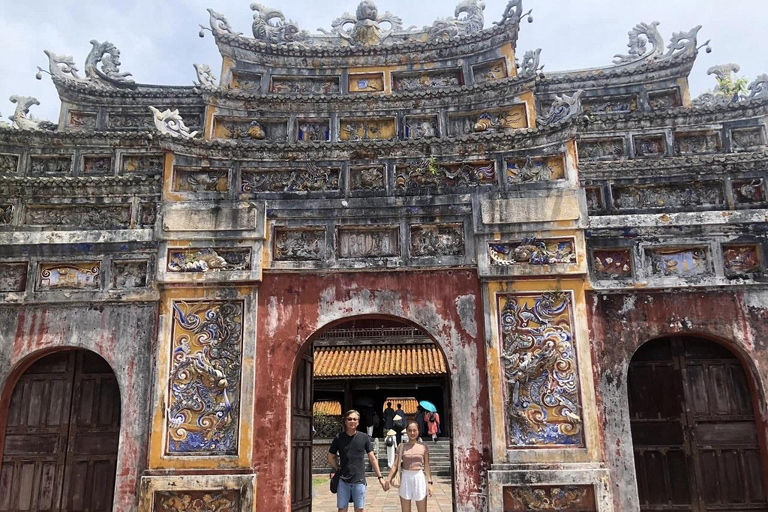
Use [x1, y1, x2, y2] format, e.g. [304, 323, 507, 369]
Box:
[382, 398, 420, 416]
[313, 344, 447, 379]
[313, 400, 341, 416]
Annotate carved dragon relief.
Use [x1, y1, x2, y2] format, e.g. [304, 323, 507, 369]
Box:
[426, 0, 485, 42]
[149, 106, 198, 139]
[193, 63, 218, 88]
[613, 22, 708, 68]
[38, 40, 135, 89]
[251, 2, 308, 44]
[539, 90, 584, 126]
[518, 48, 543, 78]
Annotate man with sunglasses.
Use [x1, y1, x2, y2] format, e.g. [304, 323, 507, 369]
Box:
[328, 409, 387, 512]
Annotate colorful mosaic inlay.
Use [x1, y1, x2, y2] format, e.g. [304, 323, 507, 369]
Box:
[167, 301, 243, 455]
[498, 293, 583, 447]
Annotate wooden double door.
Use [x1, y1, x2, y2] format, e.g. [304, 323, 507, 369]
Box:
[629, 337, 767, 511]
[0, 351, 121, 512]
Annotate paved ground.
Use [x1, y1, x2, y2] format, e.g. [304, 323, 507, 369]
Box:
[312, 475, 454, 512]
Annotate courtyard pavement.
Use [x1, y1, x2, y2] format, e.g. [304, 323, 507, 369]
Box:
[312, 474, 454, 512]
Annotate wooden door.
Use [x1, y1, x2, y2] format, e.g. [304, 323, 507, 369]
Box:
[291, 347, 314, 512]
[629, 337, 767, 512]
[0, 351, 121, 512]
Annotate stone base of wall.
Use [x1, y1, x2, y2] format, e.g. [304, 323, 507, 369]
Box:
[139, 474, 256, 512]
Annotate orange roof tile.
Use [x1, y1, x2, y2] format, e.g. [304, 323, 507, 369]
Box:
[313, 344, 447, 379]
[382, 398, 419, 416]
[313, 400, 341, 416]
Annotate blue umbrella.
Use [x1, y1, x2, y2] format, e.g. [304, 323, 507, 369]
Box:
[419, 400, 437, 413]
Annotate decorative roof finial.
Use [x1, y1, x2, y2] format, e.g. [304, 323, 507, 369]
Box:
[250, 3, 308, 44]
[495, 0, 532, 27]
[193, 64, 218, 88]
[747, 74, 768, 100]
[612, 22, 708, 68]
[8, 96, 56, 131]
[84, 40, 136, 89]
[518, 49, 543, 78]
[321, 1, 403, 46]
[149, 106, 198, 139]
[426, 0, 486, 42]
[539, 91, 584, 126]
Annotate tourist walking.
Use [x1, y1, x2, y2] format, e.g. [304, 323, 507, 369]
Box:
[393, 403, 406, 444]
[384, 421, 434, 512]
[415, 405, 426, 437]
[385, 428, 398, 468]
[328, 410, 387, 512]
[383, 401, 395, 430]
[427, 411, 440, 443]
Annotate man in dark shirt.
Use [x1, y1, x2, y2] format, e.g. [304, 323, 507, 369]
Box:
[383, 401, 395, 430]
[328, 409, 386, 512]
[393, 403, 406, 444]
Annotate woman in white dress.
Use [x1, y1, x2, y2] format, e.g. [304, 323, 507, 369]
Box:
[385, 421, 434, 512]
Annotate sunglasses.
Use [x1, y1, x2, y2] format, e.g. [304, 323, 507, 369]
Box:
[346, 418, 359, 422]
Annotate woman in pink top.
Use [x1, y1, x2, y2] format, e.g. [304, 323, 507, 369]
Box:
[385, 421, 434, 511]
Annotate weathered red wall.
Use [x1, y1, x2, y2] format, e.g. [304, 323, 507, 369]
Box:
[254, 270, 490, 512]
[587, 289, 768, 512]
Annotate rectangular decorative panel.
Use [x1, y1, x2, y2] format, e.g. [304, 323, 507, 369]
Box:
[395, 161, 495, 191]
[337, 227, 399, 258]
[167, 248, 251, 272]
[24, 205, 132, 229]
[0, 263, 28, 292]
[506, 156, 565, 184]
[592, 249, 632, 279]
[297, 120, 330, 142]
[449, 105, 527, 136]
[732, 179, 765, 204]
[121, 154, 164, 173]
[39, 262, 100, 290]
[339, 118, 396, 141]
[582, 95, 637, 114]
[731, 128, 764, 151]
[29, 155, 72, 175]
[348, 73, 385, 93]
[153, 489, 240, 512]
[392, 69, 462, 92]
[722, 245, 761, 275]
[0, 204, 13, 225]
[490, 239, 576, 266]
[68, 111, 98, 129]
[112, 260, 149, 289]
[109, 114, 153, 130]
[498, 292, 584, 447]
[612, 183, 724, 210]
[229, 71, 262, 92]
[585, 188, 604, 214]
[350, 166, 385, 191]
[274, 228, 326, 261]
[504, 485, 596, 511]
[82, 155, 112, 174]
[633, 136, 665, 157]
[577, 138, 625, 160]
[214, 118, 287, 142]
[410, 224, 464, 258]
[270, 76, 340, 94]
[649, 89, 682, 110]
[648, 247, 710, 277]
[173, 167, 229, 192]
[0, 154, 19, 174]
[675, 132, 721, 155]
[473, 59, 507, 84]
[241, 166, 340, 193]
[167, 301, 243, 455]
[404, 116, 439, 139]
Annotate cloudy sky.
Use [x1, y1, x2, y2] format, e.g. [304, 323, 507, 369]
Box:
[1, 0, 766, 122]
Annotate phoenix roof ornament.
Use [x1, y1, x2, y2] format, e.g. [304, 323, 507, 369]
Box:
[149, 107, 198, 140]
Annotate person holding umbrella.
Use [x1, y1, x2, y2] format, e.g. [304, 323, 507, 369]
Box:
[419, 401, 440, 444]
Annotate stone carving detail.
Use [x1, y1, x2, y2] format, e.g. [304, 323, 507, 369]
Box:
[404, 117, 438, 139]
[39, 262, 100, 290]
[270, 77, 340, 94]
[274, 229, 325, 260]
[83, 156, 112, 174]
[229, 72, 262, 93]
[497, 0, 526, 26]
[490, 239, 576, 266]
[499, 292, 583, 446]
[613, 22, 705, 67]
[0, 263, 27, 292]
[149, 107, 198, 139]
[506, 156, 564, 184]
[29, 156, 72, 175]
[193, 64, 217, 88]
[108, 114, 154, 130]
[207, 8, 242, 37]
[83, 40, 135, 89]
[539, 91, 584, 126]
[8, 96, 55, 131]
[593, 249, 632, 279]
[168, 249, 251, 272]
[410, 224, 465, 257]
[731, 128, 764, 151]
[340, 119, 396, 141]
[732, 180, 765, 204]
[174, 168, 228, 192]
[139, 204, 157, 227]
[613, 183, 723, 210]
[154, 490, 241, 512]
[350, 167, 385, 190]
[216, 119, 269, 141]
[321, 1, 403, 46]
[242, 165, 340, 193]
[68, 111, 98, 129]
[298, 121, 330, 142]
[0, 205, 13, 224]
[693, 64, 742, 106]
[723, 245, 761, 275]
[585, 188, 604, 213]
[396, 160, 495, 191]
[582, 95, 637, 115]
[167, 301, 243, 454]
[649, 90, 682, 110]
[578, 138, 625, 160]
[518, 49, 543, 78]
[506, 485, 592, 511]
[338, 228, 399, 258]
[633, 136, 665, 157]
[112, 260, 148, 289]
[649, 247, 710, 277]
[0, 154, 19, 174]
[426, 0, 485, 42]
[122, 154, 164, 173]
[747, 74, 768, 100]
[392, 71, 461, 92]
[472, 110, 526, 132]
[42, 50, 81, 80]
[251, 3, 308, 44]
[25, 205, 131, 229]
[473, 59, 507, 84]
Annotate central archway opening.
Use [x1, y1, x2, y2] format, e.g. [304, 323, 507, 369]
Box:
[291, 316, 454, 512]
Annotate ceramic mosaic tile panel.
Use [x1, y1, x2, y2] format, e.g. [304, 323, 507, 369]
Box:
[392, 69, 462, 92]
[229, 71, 262, 93]
[582, 95, 637, 114]
[674, 132, 721, 155]
[450, 105, 528, 135]
[490, 239, 576, 266]
[613, 183, 724, 210]
[498, 292, 584, 447]
[173, 168, 229, 192]
[410, 224, 464, 257]
[348, 73, 385, 93]
[506, 156, 565, 184]
[297, 119, 331, 142]
[473, 59, 507, 84]
[731, 128, 764, 151]
[339, 118, 396, 141]
[68, 111, 98, 129]
[649, 89, 682, 110]
[39, 262, 100, 290]
[270, 76, 340, 94]
[349, 166, 385, 191]
[112, 260, 149, 289]
[0, 204, 13, 225]
[592, 249, 633, 279]
[121, 154, 164, 173]
[241, 166, 340, 193]
[577, 138, 625, 160]
[723, 245, 761, 275]
[633, 135, 665, 157]
[167, 301, 243, 455]
[395, 161, 495, 191]
[24, 205, 132, 229]
[167, 248, 251, 272]
[732, 179, 765, 204]
[504, 485, 595, 511]
[649, 247, 710, 277]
